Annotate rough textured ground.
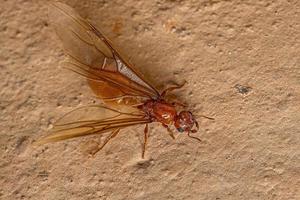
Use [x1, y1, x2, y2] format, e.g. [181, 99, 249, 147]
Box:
[1, 0, 300, 199]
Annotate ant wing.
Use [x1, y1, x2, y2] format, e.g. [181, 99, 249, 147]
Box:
[49, 2, 159, 108]
[34, 105, 149, 145]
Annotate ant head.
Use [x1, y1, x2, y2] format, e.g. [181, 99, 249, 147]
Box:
[174, 111, 199, 133]
[174, 111, 214, 142]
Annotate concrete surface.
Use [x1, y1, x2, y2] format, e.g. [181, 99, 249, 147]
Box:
[1, 0, 299, 199]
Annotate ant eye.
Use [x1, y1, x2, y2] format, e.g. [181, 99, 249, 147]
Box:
[177, 127, 184, 133]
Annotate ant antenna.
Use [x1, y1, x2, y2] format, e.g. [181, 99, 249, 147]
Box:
[194, 115, 215, 120]
[187, 132, 202, 142]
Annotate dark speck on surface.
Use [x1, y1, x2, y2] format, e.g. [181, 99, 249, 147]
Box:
[234, 84, 252, 95]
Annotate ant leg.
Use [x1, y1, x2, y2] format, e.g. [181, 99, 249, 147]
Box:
[90, 129, 120, 156]
[171, 101, 187, 108]
[142, 124, 149, 159]
[162, 124, 175, 139]
[161, 80, 187, 97]
[187, 131, 202, 142]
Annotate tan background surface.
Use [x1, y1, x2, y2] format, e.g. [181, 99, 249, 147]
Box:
[1, 0, 300, 199]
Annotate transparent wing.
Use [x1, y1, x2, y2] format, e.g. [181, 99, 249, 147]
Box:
[34, 105, 149, 145]
[49, 2, 159, 107]
[62, 57, 153, 109]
